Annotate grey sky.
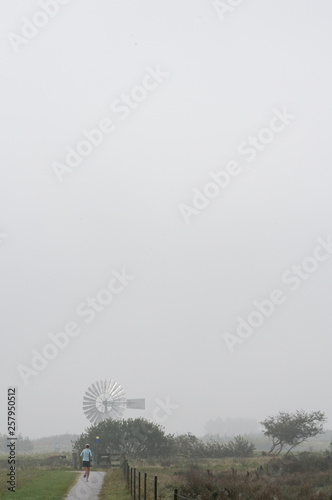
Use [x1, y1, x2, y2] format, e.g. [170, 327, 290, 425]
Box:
[1, 0, 332, 439]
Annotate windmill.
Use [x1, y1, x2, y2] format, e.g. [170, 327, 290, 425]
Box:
[82, 379, 145, 424]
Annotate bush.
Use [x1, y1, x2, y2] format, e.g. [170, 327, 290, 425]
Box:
[282, 452, 332, 473]
[225, 436, 255, 457]
[173, 434, 255, 458]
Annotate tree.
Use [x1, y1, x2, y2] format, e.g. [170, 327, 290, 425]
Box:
[261, 410, 326, 455]
[226, 435, 255, 457]
[73, 418, 173, 459]
[172, 433, 207, 457]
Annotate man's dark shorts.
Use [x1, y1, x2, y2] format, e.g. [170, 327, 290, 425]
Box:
[83, 461, 90, 467]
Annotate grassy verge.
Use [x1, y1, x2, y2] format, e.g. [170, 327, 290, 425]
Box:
[99, 468, 132, 500]
[0, 469, 79, 499]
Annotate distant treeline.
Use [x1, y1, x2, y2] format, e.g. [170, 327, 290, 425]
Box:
[73, 418, 256, 458]
[1, 425, 331, 455]
[0, 433, 79, 454]
[73, 418, 332, 459]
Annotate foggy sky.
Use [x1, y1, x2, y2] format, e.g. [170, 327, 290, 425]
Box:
[1, 0, 332, 439]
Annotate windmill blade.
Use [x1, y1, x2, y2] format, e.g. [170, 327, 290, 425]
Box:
[101, 379, 108, 393]
[126, 399, 145, 409]
[107, 379, 117, 395]
[95, 380, 103, 395]
[83, 394, 98, 404]
[111, 384, 125, 398]
[88, 384, 99, 399]
[83, 404, 97, 415]
[111, 406, 123, 419]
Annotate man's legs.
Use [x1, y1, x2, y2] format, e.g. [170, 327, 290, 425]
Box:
[86, 466, 90, 480]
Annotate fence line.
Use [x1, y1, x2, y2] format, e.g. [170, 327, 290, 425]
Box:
[123, 459, 192, 500]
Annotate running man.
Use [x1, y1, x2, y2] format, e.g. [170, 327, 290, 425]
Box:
[80, 444, 92, 481]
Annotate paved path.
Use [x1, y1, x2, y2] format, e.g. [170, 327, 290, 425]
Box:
[65, 471, 106, 500]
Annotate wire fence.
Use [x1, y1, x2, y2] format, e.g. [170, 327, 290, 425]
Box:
[122, 459, 193, 500]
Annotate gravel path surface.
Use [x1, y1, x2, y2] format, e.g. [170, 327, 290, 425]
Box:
[65, 471, 106, 499]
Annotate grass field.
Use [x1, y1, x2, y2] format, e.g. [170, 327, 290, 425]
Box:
[0, 469, 79, 499]
[0, 453, 73, 470]
[121, 455, 332, 500]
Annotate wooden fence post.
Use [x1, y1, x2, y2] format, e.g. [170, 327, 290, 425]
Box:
[144, 473, 147, 500]
[131, 468, 133, 496]
[154, 476, 157, 500]
[138, 471, 141, 500]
